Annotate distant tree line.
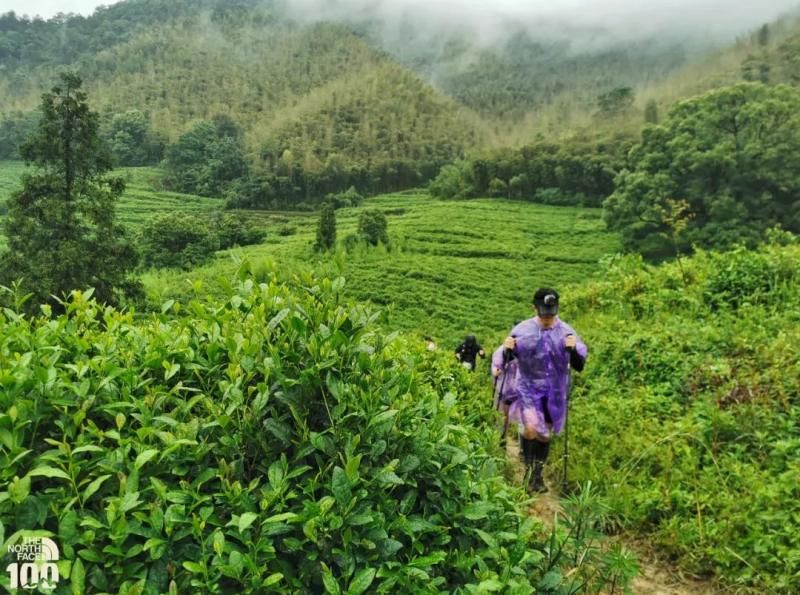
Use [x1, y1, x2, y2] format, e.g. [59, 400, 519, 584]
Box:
[0, 108, 165, 165]
[0, 1, 272, 71]
[428, 139, 634, 207]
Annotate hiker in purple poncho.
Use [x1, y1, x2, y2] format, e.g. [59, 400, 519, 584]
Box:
[494, 287, 587, 493]
[491, 329, 520, 448]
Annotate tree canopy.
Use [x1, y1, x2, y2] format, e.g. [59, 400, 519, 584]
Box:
[0, 72, 140, 311]
[604, 83, 800, 258]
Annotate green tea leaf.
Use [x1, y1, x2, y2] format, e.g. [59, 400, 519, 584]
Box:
[263, 573, 284, 587]
[71, 445, 104, 455]
[70, 557, 85, 595]
[182, 561, 204, 574]
[346, 568, 376, 595]
[463, 502, 493, 520]
[264, 512, 298, 524]
[331, 466, 351, 505]
[134, 449, 159, 470]
[238, 512, 258, 532]
[28, 466, 71, 481]
[321, 563, 341, 595]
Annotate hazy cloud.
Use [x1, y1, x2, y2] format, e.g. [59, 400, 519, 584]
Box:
[4, 0, 798, 45]
[281, 0, 800, 46]
[2, 1, 122, 19]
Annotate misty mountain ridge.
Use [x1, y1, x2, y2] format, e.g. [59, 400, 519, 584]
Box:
[2, 0, 800, 164]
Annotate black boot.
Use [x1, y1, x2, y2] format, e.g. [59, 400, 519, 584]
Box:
[520, 437, 536, 491]
[528, 440, 550, 493]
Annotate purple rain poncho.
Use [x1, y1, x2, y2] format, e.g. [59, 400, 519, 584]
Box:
[499, 316, 587, 439]
[491, 345, 519, 410]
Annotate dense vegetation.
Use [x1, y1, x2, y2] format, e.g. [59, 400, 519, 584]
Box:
[605, 82, 800, 259]
[0, 268, 636, 593]
[138, 212, 264, 270]
[429, 138, 633, 207]
[0, 5, 482, 202]
[137, 191, 618, 342]
[2, 3, 800, 592]
[410, 33, 690, 123]
[561, 240, 800, 592]
[5, 1, 797, 205]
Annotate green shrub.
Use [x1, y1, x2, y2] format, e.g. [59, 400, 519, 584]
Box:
[315, 203, 336, 252]
[277, 225, 297, 237]
[139, 212, 219, 269]
[357, 210, 389, 246]
[214, 213, 266, 250]
[325, 186, 364, 209]
[563, 243, 800, 593]
[703, 246, 796, 309]
[534, 187, 591, 207]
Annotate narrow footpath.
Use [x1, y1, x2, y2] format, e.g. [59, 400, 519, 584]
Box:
[506, 440, 720, 595]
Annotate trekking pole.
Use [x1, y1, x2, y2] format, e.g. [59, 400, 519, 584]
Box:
[562, 336, 574, 493]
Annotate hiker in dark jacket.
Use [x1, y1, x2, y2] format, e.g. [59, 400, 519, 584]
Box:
[455, 334, 485, 372]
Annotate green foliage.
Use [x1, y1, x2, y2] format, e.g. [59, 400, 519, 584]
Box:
[563, 241, 800, 593]
[420, 31, 688, 122]
[430, 139, 631, 207]
[138, 210, 264, 270]
[534, 188, 591, 208]
[605, 83, 800, 258]
[138, 213, 219, 270]
[144, 192, 618, 344]
[0, 111, 38, 159]
[703, 245, 797, 309]
[357, 210, 389, 246]
[102, 110, 165, 167]
[315, 203, 337, 252]
[0, 270, 623, 593]
[0, 73, 140, 312]
[163, 116, 248, 198]
[596, 87, 635, 117]
[428, 162, 473, 200]
[214, 213, 266, 250]
[643, 100, 659, 124]
[325, 186, 364, 209]
[487, 178, 508, 198]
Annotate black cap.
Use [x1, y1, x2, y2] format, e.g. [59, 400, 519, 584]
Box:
[533, 287, 559, 315]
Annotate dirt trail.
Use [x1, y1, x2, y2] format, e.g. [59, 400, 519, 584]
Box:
[506, 440, 718, 595]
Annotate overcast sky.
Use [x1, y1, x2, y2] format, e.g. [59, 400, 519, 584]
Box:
[3, 1, 121, 18]
[4, 0, 799, 43]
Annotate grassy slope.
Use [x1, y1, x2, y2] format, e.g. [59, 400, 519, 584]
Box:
[142, 190, 619, 347]
[560, 245, 800, 592]
[0, 163, 619, 344]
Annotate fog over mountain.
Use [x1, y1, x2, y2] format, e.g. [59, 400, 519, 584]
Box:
[281, 0, 800, 48]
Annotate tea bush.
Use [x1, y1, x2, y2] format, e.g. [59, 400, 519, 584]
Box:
[0, 269, 629, 593]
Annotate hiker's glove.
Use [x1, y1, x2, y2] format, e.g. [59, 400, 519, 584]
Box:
[493, 366, 501, 377]
[503, 336, 516, 350]
[565, 335, 577, 351]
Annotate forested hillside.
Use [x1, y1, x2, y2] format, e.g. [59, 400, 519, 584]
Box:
[4, 0, 798, 158]
[0, 1, 485, 201]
